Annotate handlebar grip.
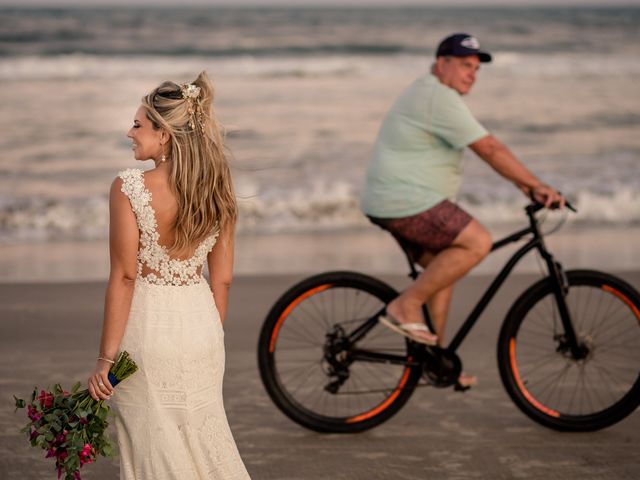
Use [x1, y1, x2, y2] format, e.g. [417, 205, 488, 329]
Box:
[527, 200, 577, 213]
[527, 190, 577, 213]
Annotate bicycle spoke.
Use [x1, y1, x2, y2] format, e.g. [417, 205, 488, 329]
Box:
[266, 281, 416, 422]
[278, 360, 321, 384]
[531, 300, 558, 333]
[590, 362, 628, 406]
[277, 330, 323, 347]
[292, 320, 329, 341]
[588, 360, 636, 389]
[307, 292, 333, 330]
[515, 338, 556, 351]
[549, 364, 573, 411]
[510, 275, 640, 421]
[523, 360, 571, 395]
[594, 321, 639, 347]
[594, 344, 640, 361]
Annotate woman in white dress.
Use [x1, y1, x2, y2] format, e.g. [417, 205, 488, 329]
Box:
[87, 71, 251, 479]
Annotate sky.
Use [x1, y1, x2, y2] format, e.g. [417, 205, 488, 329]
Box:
[3, 0, 640, 7]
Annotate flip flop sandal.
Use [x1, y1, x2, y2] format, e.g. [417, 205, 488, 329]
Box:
[379, 313, 438, 346]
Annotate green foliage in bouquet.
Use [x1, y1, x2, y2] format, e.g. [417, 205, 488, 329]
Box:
[14, 351, 138, 480]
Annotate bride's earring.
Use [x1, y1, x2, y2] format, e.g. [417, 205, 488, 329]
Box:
[160, 144, 166, 163]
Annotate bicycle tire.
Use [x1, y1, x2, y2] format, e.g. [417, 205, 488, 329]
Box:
[498, 269, 640, 431]
[258, 271, 423, 433]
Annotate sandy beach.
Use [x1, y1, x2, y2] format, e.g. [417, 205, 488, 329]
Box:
[3, 224, 640, 282]
[1, 272, 639, 479]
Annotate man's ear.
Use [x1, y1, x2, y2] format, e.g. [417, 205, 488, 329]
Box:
[433, 57, 444, 76]
[435, 55, 450, 69]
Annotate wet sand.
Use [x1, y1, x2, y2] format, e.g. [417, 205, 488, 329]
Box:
[1, 272, 639, 479]
[3, 225, 640, 282]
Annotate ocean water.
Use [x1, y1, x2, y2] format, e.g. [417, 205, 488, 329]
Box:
[1, 6, 639, 278]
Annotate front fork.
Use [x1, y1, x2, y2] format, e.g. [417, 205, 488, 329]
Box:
[546, 257, 588, 360]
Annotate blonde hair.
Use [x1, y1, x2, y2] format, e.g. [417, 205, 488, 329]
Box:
[141, 71, 236, 254]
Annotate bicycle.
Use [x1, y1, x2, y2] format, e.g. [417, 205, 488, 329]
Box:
[257, 202, 640, 433]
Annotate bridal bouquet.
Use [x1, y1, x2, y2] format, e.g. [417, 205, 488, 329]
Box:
[13, 351, 138, 480]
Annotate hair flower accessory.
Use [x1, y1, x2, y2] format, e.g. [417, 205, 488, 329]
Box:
[181, 83, 201, 100]
[180, 83, 205, 133]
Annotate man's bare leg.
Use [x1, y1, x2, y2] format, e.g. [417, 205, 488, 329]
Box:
[386, 219, 491, 327]
[425, 283, 476, 385]
[412, 250, 452, 344]
[385, 220, 490, 383]
[427, 285, 453, 346]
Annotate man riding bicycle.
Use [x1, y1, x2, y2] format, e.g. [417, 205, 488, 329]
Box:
[361, 33, 565, 387]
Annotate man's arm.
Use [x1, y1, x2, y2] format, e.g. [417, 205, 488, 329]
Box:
[469, 134, 564, 208]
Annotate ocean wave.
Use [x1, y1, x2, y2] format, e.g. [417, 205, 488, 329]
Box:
[0, 54, 375, 81]
[3, 50, 640, 82]
[2, 6, 638, 60]
[0, 44, 420, 58]
[2, 185, 638, 244]
[493, 52, 640, 77]
[460, 188, 640, 227]
[0, 196, 109, 243]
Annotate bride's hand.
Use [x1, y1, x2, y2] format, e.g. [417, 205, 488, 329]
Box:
[88, 359, 114, 401]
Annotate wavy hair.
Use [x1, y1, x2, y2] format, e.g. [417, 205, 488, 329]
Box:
[141, 71, 236, 254]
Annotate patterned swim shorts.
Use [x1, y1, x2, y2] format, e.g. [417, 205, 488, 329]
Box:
[368, 200, 473, 262]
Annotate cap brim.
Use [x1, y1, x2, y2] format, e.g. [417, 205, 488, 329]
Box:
[478, 52, 492, 63]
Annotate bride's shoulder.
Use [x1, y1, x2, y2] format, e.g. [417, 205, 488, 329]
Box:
[116, 168, 144, 183]
[139, 168, 172, 195]
[110, 168, 146, 203]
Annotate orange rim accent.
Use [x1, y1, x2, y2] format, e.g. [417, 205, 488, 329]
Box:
[509, 338, 561, 418]
[602, 285, 640, 323]
[269, 284, 333, 353]
[345, 362, 412, 424]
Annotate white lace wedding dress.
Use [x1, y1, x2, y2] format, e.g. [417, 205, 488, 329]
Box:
[112, 168, 250, 480]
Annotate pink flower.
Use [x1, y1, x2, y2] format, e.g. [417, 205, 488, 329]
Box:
[27, 404, 42, 422]
[37, 390, 54, 409]
[14, 354, 138, 480]
[54, 431, 68, 445]
[79, 443, 95, 465]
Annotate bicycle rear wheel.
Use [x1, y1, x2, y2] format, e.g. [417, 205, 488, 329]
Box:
[257, 271, 423, 433]
[498, 270, 640, 431]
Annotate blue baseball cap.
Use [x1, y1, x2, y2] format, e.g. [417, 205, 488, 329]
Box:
[436, 33, 492, 63]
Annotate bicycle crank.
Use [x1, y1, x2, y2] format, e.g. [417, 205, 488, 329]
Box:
[422, 347, 463, 389]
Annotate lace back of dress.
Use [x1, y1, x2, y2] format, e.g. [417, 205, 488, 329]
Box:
[118, 169, 219, 286]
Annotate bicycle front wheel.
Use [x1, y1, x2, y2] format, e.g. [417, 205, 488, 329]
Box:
[498, 270, 640, 431]
[258, 271, 423, 433]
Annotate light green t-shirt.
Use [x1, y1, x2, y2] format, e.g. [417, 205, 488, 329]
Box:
[361, 73, 488, 218]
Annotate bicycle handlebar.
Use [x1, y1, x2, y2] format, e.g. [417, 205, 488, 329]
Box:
[527, 196, 577, 214]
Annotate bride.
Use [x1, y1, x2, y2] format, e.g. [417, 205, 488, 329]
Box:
[86, 71, 250, 479]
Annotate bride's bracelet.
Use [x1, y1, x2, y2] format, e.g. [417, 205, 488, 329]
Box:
[97, 356, 115, 365]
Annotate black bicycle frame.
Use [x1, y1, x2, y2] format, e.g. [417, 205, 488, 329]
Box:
[348, 203, 580, 365]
